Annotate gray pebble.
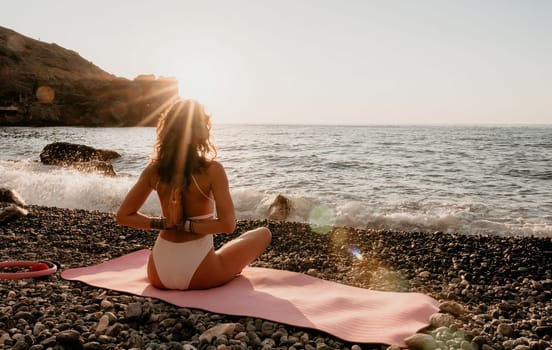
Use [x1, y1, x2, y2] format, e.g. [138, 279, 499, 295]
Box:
[126, 302, 143, 320]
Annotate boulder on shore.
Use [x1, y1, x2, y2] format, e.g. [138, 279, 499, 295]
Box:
[0, 188, 26, 206]
[267, 194, 292, 221]
[0, 188, 28, 224]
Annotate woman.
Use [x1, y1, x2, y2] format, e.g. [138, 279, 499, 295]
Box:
[116, 99, 271, 290]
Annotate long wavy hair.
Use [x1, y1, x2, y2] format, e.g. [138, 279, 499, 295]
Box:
[152, 99, 217, 189]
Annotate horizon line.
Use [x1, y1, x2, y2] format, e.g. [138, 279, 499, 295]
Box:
[211, 122, 552, 127]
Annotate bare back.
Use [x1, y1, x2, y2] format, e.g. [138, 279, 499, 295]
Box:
[154, 163, 215, 243]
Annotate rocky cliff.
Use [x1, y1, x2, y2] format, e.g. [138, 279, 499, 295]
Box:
[0, 26, 178, 126]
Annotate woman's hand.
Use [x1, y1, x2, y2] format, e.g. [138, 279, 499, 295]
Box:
[166, 188, 184, 228]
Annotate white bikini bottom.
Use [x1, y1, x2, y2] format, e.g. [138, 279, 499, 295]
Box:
[151, 233, 214, 290]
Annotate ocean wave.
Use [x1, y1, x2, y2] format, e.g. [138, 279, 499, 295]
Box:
[2, 124, 552, 238]
[230, 190, 552, 237]
[2, 160, 551, 237]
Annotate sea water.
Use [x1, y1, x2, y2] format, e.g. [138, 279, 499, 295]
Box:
[1, 125, 551, 237]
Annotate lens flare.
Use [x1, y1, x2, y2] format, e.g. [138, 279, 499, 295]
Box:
[370, 267, 410, 292]
[36, 86, 55, 104]
[308, 205, 336, 234]
[348, 246, 363, 260]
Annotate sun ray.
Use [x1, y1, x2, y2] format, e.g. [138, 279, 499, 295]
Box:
[137, 94, 179, 127]
[95, 78, 180, 126]
[174, 102, 190, 184]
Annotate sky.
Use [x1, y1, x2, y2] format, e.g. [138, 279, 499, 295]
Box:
[2, 0, 551, 125]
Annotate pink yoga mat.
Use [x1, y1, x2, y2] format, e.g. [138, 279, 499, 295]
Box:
[62, 249, 439, 346]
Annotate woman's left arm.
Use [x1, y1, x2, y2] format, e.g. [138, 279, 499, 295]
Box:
[116, 163, 158, 230]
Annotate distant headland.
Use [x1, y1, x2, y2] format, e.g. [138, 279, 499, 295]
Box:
[0, 26, 179, 126]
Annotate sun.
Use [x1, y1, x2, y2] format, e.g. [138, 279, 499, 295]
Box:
[174, 59, 226, 109]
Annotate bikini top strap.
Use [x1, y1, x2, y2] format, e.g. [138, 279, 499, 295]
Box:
[191, 175, 214, 202]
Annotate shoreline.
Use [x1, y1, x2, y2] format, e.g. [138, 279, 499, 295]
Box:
[1, 205, 551, 350]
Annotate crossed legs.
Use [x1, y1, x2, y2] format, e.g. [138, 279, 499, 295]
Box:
[187, 226, 272, 289]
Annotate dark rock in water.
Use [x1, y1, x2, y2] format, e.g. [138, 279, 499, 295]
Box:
[267, 194, 292, 221]
[96, 149, 121, 161]
[39, 142, 118, 175]
[0, 188, 26, 206]
[40, 142, 120, 165]
[72, 160, 116, 176]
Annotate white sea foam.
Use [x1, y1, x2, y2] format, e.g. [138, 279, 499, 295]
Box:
[0, 160, 159, 214]
[1, 125, 551, 237]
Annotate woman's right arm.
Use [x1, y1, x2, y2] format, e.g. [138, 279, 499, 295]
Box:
[116, 163, 158, 230]
[186, 161, 236, 235]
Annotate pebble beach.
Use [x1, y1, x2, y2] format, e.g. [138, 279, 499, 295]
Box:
[1, 205, 551, 350]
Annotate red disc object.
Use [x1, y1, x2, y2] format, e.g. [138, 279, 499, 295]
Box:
[31, 262, 49, 271]
[0, 261, 57, 279]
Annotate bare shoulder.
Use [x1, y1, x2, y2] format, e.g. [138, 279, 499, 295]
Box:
[206, 160, 226, 175]
[206, 160, 228, 184]
[141, 161, 159, 188]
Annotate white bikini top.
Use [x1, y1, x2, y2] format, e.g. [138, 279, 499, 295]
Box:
[190, 175, 215, 204]
[156, 175, 215, 215]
